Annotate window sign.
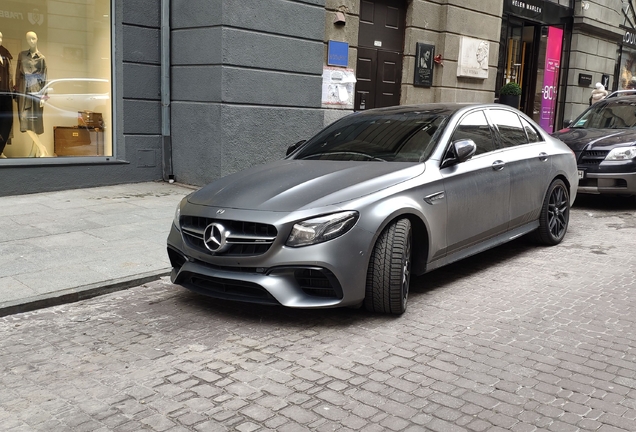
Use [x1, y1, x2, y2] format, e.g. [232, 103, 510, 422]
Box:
[539, 26, 562, 133]
[0, 0, 112, 159]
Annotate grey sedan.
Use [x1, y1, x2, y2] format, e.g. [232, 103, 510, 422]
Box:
[167, 103, 578, 314]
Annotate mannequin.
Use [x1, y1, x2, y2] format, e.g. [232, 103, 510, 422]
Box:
[15, 31, 48, 157]
[0, 31, 13, 158]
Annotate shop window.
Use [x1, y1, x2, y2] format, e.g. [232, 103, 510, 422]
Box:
[0, 0, 111, 159]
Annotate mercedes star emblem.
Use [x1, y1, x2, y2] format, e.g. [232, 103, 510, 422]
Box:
[203, 223, 228, 253]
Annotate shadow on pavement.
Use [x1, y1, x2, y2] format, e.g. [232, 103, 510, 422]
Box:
[573, 194, 636, 211]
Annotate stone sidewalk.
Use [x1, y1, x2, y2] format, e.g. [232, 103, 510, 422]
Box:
[0, 181, 195, 317]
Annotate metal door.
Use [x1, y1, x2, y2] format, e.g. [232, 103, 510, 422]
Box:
[355, 0, 405, 111]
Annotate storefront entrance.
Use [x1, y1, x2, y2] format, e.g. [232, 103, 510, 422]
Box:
[500, 21, 563, 132]
[498, 0, 572, 133]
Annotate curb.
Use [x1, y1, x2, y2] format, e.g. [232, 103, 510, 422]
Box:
[0, 269, 170, 318]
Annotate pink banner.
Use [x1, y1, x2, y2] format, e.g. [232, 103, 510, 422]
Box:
[539, 27, 563, 133]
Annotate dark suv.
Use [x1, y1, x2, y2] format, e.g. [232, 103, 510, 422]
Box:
[553, 91, 636, 197]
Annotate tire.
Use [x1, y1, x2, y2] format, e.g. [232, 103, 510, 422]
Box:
[365, 218, 412, 315]
[532, 179, 570, 245]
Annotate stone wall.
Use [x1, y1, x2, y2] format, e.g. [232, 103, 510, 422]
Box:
[170, 0, 326, 186]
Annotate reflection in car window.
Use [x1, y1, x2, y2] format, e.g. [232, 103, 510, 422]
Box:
[572, 100, 636, 129]
[520, 117, 541, 143]
[489, 109, 528, 148]
[451, 111, 496, 155]
[294, 112, 449, 162]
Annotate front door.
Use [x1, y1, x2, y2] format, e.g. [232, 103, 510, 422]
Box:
[355, 0, 406, 111]
[441, 110, 511, 255]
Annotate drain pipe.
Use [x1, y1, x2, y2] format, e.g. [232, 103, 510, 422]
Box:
[161, 0, 173, 182]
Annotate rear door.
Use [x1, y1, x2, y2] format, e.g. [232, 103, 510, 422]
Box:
[487, 109, 553, 229]
[441, 110, 511, 255]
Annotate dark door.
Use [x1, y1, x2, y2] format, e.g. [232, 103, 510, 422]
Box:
[355, 0, 406, 111]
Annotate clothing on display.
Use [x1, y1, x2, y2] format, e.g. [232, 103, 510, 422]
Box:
[15, 48, 47, 135]
[0, 44, 13, 153]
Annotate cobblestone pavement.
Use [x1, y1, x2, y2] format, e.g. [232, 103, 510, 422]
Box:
[1, 196, 635, 432]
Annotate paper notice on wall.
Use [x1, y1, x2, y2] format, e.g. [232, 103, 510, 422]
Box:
[322, 67, 356, 109]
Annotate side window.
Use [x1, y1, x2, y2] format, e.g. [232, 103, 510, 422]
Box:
[489, 109, 528, 148]
[520, 117, 542, 143]
[451, 111, 496, 155]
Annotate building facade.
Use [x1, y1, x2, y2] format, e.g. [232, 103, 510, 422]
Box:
[0, 0, 632, 196]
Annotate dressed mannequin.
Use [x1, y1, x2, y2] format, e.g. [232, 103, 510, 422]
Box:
[0, 31, 13, 158]
[15, 31, 48, 157]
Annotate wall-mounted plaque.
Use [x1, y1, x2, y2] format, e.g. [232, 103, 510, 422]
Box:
[414, 43, 434, 87]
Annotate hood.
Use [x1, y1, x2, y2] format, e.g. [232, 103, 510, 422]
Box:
[552, 128, 636, 152]
[188, 160, 424, 212]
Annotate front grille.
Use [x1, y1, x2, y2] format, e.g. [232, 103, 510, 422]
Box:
[579, 150, 609, 165]
[295, 268, 342, 299]
[181, 216, 277, 256]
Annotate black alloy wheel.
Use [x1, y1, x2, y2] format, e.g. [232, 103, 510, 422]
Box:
[533, 179, 570, 245]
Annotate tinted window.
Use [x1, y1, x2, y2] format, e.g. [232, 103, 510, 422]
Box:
[489, 109, 528, 148]
[294, 112, 448, 162]
[520, 117, 541, 142]
[451, 111, 496, 155]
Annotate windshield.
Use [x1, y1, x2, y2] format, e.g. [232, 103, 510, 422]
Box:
[293, 112, 448, 162]
[571, 100, 636, 129]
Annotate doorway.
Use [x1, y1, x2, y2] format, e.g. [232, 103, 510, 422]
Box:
[354, 0, 406, 111]
[499, 19, 565, 133]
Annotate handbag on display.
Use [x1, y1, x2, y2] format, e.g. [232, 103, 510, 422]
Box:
[78, 111, 104, 129]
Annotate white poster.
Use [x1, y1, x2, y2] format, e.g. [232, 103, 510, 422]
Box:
[457, 36, 489, 79]
[321, 67, 356, 109]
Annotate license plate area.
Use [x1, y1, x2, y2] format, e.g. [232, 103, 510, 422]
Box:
[578, 170, 585, 179]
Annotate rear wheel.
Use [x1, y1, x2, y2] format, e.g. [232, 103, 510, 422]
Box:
[533, 179, 570, 245]
[365, 219, 412, 315]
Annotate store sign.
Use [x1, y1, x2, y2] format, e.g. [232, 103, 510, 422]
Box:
[623, 29, 636, 47]
[540, 26, 563, 133]
[506, 0, 542, 19]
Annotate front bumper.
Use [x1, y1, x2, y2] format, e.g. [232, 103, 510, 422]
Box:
[167, 218, 374, 309]
[577, 170, 636, 195]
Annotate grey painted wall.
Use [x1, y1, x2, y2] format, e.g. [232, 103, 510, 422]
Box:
[0, 0, 165, 197]
[170, 0, 326, 187]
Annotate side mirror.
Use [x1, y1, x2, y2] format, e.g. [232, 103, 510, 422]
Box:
[286, 140, 306, 157]
[441, 139, 477, 168]
[562, 119, 572, 129]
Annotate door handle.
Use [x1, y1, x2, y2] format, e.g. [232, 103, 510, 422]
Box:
[492, 160, 505, 171]
[539, 152, 549, 162]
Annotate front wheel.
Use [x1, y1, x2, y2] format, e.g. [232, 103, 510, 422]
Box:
[533, 179, 570, 245]
[365, 219, 412, 315]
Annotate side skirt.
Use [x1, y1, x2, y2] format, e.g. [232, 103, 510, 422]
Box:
[425, 221, 539, 273]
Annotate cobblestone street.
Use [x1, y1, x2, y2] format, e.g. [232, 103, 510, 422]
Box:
[1, 196, 636, 432]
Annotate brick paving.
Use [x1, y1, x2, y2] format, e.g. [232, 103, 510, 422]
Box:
[1, 195, 635, 431]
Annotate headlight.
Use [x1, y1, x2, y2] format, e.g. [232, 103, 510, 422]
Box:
[605, 146, 636, 161]
[173, 197, 186, 230]
[286, 211, 359, 247]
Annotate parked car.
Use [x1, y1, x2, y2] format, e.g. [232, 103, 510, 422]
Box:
[167, 103, 578, 314]
[553, 91, 636, 197]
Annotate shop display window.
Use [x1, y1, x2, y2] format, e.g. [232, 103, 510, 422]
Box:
[619, 47, 636, 91]
[0, 0, 111, 159]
